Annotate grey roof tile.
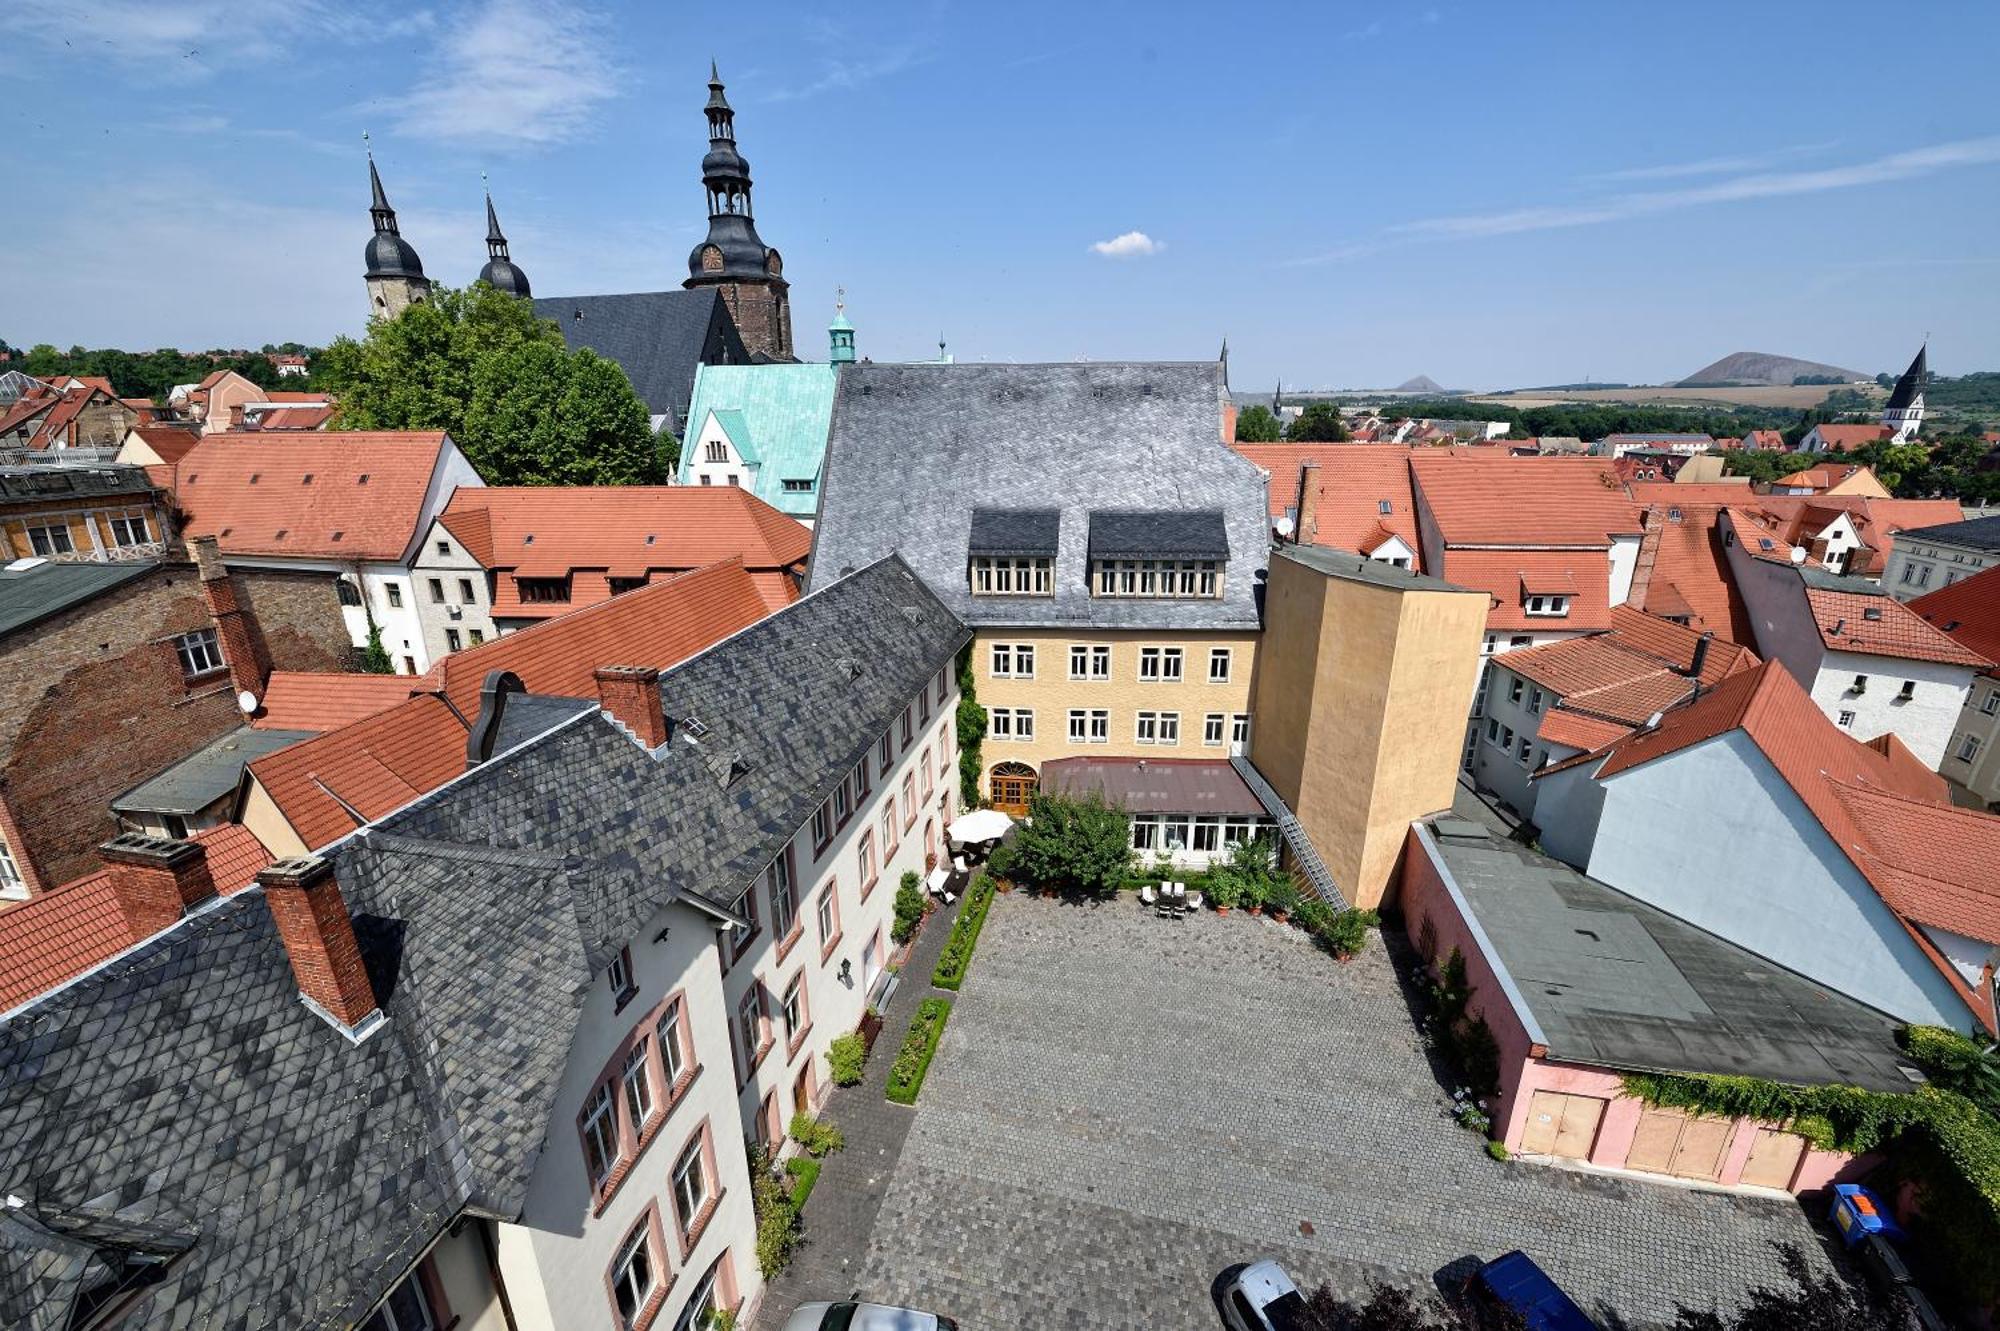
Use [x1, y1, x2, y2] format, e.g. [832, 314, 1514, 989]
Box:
[531, 289, 747, 434]
[806, 362, 1270, 631]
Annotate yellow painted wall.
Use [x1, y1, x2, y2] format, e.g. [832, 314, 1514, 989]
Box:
[972, 627, 1260, 790]
[236, 776, 311, 860]
[1249, 554, 1486, 909]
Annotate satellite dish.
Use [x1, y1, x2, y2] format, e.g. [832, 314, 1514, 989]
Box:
[237, 690, 259, 714]
[1273, 516, 1296, 537]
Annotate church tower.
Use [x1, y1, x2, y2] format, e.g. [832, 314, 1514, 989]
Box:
[829, 292, 856, 365]
[1883, 343, 1927, 442]
[478, 189, 532, 298]
[363, 156, 430, 320]
[684, 64, 794, 361]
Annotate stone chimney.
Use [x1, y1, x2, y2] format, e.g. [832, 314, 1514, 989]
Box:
[100, 833, 217, 941]
[1295, 461, 1322, 544]
[191, 535, 273, 702]
[257, 855, 383, 1036]
[595, 666, 668, 748]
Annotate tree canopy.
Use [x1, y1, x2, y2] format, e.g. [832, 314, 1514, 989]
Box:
[1287, 401, 1350, 442]
[1002, 791, 1131, 897]
[318, 283, 663, 486]
[5, 342, 294, 401]
[1234, 404, 1283, 442]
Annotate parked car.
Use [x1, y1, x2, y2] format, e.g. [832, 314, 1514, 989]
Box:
[783, 1300, 960, 1331]
[1465, 1251, 1597, 1331]
[1218, 1260, 1311, 1331]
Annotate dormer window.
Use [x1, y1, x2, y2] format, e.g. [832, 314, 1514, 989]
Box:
[1087, 509, 1228, 600]
[968, 507, 1059, 597]
[1524, 595, 1570, 617]
[517, 576, 571, 604]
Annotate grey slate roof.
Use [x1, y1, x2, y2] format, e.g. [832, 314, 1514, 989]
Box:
[0, 555, 967, 1330]
[531, 289, 748, 435]
[1086, 509, 1230, 561]
[0, 464, 158, 503]
[0, 558, 158, 641]
[1899, 513, 2000, 553]
[380, 554, 970, 959]
[968, 507, 1060, 557]
[807, 362, 1270, 632]
[1422, 816, 1915, 1092]
[112, 726, 316, 817]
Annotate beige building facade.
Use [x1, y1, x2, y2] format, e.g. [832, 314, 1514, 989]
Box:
[1249, 544, 1489, 909]
[974, 626, 1259, 809]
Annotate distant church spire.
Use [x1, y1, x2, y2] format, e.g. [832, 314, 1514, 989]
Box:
[829, 288, 855, 365]
[684, 64, 794, 361]
[1883, 342, 1928, 442]
[477, 181, 532, 298]
[361, 135, 430, 320]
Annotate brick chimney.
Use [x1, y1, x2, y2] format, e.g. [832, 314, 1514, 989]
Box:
[100, 833, 217, 941]
[257, 855, 382, 1036]
[191, 535, 272, 701]
[595, 666, 668, 748]
[1295, 461, 1322, 544]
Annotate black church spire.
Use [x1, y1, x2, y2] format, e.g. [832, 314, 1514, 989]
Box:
[477, 188, 531, 298]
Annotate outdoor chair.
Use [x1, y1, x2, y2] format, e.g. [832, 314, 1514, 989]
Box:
[1139, 884, 1156, 907]
[1186, 891, 1203, 912]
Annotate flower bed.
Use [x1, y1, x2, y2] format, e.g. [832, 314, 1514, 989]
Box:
[886, 997, 953, 1105]
[931, 872, 995, 991]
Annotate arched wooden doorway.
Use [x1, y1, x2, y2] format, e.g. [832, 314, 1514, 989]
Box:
[989, 761, 1037, 816]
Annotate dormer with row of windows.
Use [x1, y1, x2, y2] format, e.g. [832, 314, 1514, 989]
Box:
[965, 507, 1231, 601]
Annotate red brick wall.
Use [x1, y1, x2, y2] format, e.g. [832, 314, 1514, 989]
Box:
[0, 564, 350, 891]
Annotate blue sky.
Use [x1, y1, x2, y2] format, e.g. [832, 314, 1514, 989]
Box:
[4, 0, 1998, 389]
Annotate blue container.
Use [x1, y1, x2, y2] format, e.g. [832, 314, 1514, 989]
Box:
[1828, 1183, 1902, 1248]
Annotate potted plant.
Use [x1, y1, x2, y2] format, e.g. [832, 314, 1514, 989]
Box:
[1267, 875, 1298, 925]
[1204, 866, 1242, 915]
[1241, 871, 1268, 916]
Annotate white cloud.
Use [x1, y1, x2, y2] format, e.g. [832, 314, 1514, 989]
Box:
[765, 46, 930, 102]
[1, 1, 432, 78]
[389, 0, 624, 147]
[1289, 135, 2000, 264]
[1090, 230, 1165, 259]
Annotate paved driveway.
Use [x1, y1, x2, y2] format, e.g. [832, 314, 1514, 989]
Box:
[845, 892, 1834, 1329]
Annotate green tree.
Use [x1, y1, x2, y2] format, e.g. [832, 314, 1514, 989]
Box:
[954, 643, 987, 808]
[22, 344, 61, 377]
[1286, 401, 1350, 442]
[320, 283, 658, 485]
[1234, 404, 1283, 442]
[1007, 791, 1131, 897]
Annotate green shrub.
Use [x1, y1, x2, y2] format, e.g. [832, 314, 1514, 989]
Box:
[955, 644, 985, 808]
[932, 873, 996, 991]
[892, 871, 926, 944]
[1005, 791, 1132, 897]
[1318, 907, 1378, 957]
[1485, 1139, 1509, 1162]
[784, 1155, 821, 1208]
[707, 1310, 738, 1331]
[827, 1032, 867, 1086]
[1266, 875, 1300, 916]
[1292, 896, 1335, 935]
[886, 997, 952, 1104]
[749, 1145, 800, 1277]
[788, 1112, 845, 1157]
[1202, 866, 1243, 909]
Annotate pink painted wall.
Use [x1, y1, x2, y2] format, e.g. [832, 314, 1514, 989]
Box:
[1399, 827, 1863, 1196]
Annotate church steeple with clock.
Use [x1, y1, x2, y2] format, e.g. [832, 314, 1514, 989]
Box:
[683, 63, 794, 362]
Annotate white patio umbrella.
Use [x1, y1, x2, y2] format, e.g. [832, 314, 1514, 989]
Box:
[947, 808, 1014, 845]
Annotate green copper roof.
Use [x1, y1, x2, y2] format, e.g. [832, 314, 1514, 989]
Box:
[679, 362, 836, 516]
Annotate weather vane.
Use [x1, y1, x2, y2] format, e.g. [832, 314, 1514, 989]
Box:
[362, 128, 372, 159]
[836, 285, 845, 314]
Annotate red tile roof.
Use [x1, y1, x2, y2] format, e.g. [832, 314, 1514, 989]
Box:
[247, 404, 336, 431]
[1410, 452, 1641, 546]
[1627, 505, 1757, 643]
[1443, 549, 1612, 632]
[1805, 588, 1991, 667]
[1830, 784, 2000, 946]
[1809, 424, 1892, 452]
[439, 485, 812, 580]
[1910, 567, 2000, 668]
[128, 424, 202, 466]
[1744, 430, 1788, 452]
[246, 559, 775, 848]
[0, 390, 56, 437]
[1626, 482, 1757, 507]
[1503, 605, 1758, 730]
[0, 824, 273, 1012]
[1233, 444, 1424, 572]
[174, 431, 452, 560]
[250, 671, 425, 731]
[1536, 709, 1633, 752]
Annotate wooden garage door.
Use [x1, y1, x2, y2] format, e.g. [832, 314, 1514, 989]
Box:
[1519, 1091, 1606, 1160]
[1626, 1107, 1732, 1181]
[1739, 1128, 1807, 1190]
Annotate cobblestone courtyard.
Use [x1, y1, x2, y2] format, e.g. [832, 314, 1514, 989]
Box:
[830, 892, 1835, 1329]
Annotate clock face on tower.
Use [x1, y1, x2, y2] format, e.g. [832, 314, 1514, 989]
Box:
[700, 245, 724, 273]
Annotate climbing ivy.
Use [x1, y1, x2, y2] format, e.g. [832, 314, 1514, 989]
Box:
[954, 642, 986, 808]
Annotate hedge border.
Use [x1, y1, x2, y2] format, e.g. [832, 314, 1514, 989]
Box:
[885, 997, 952, 1105]
[931, 873, 996, 990]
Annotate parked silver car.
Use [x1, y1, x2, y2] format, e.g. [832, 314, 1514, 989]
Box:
[1219, 1260, 1310, 1331]
[783, 1300, 960, 1331]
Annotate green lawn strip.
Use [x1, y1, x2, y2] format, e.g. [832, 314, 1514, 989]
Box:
[885, 997, 952, 1105]
[784, 1155, 820, 1209]
[930, 872, 995, 990]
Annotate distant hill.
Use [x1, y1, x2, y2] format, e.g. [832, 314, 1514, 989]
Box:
[1396, 374, 1447, 394]
[1677, 351, 1868, 387]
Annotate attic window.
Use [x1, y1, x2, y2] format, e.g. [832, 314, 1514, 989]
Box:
[523, 534, 535, 545]
[681, 716, 710, 739]
[1378, 500, 1392, 515]
[301, 473, 313, 485]
[645, 534, 657, 545]
[1667, 507, 1683, 521]
[331, 530, 344, 541]
[248, 473, 260, 484]
[185, 473, 197, 484]
[357, 473, 370, 485]
[782, 479, 813, 493]
[1863, 606, 1883, 621]
[274, 529, 287, 540]
[1758, 538, 1774, 551]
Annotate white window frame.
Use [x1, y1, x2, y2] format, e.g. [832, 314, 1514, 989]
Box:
[657, 1001, 686, 1085]
[26, 522, 73, 557]
[1139, 647, 1184, 683]
[1203, 713, 1226, 747]
[610, 1220, 658, 1328]
[581, 1084, 619, 1188]
[621, 1041, 654, 1130]
[672, 1135, 710, 1231]
[1069, 643, 1111, 680]
[175, 628, 224, 677]
[1207, 648, 1231, 683]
